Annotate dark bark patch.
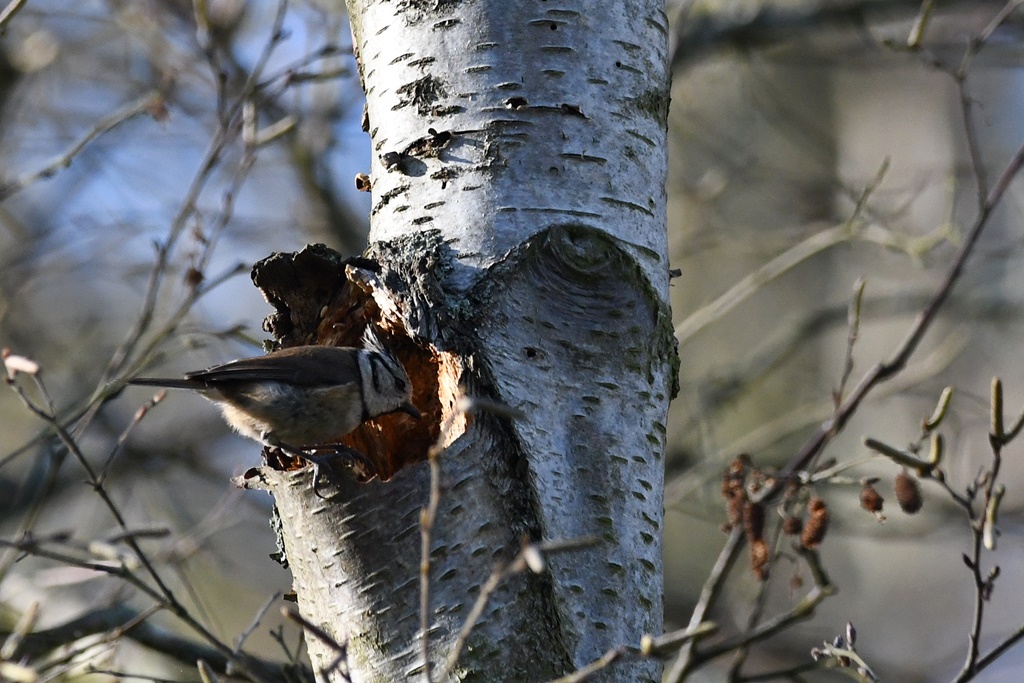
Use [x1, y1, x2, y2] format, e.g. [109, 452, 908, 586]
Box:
[395, 75, 448, 117]
[251, 244, 438, 481]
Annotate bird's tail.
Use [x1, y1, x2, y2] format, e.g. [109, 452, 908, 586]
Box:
[128, 377, 204, 390]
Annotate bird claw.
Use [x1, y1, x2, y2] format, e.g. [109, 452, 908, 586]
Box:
[300, 446, 374, 499]
[266, 442, 373, 498]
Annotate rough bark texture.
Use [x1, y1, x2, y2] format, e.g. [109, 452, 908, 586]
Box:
[350, 0, 670, 294]
[469, 226, 672, 670]
[242, 0, 673, 681]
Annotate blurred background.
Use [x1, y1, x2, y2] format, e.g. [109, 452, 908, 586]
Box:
[2, 0, 1024, 680]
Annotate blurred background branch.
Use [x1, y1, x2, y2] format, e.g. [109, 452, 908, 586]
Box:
[3, 0, 1024, 680]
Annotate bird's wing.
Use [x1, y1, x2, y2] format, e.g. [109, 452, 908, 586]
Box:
[128, 377, 207, 390]
[185, 345, 360, 386]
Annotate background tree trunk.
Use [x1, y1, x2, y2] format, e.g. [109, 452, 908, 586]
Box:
[245, 2, 674, 681]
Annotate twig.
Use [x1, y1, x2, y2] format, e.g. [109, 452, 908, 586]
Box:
[665, 526, 743, 682]
[420, 395, 529, 679]
[13, 603, 291, 681]
[860, 376, 1024, 679]
[543, 647, 628, 683]
[951, 378, 1012, 681]
[775, 135, 1024, 493]
[418, 399, 469, 682]
[967, 623, 1024, 680]
[0, 261, 246, 474]
[0, 600, 39, 660]
[235, 593, 282, 652]
[978, 0, 1024, 44]
[3, 369, 265, 681]
[443, 536, 600, 677]
[419, 436, 442, 683]
[833, 277, 866, 410]
[0, 535, 164, 604]
[0, 436, 70, 586]
[38, 637, 119, 680]
[0, 92, 163, 201]
[281, 607, 350, 682]
[671, 0, 992, 66]
[641, 622, 717, 657]
[674, 159, 889, 344]
[812, 635, 881, 682]
[674, 222, 850, 342]
[956, 76, 987, 212]
[267, 624, 298, 665]
[690, 584, 834, 667]
[256, 43, 348, 89]
[716, 328, 967, 467]
[0, 0, 28, 32]
[735, 659, 821, 681]
[674, 545, 834, 677]
[727, 516, 787, 679]
[904, 1, 1023, 212]
[98, 390, 165, 483]
[906, 0, 936, 48]
[198, 660, 225, 683]
[87, 669, 196, 683]
[103, 527, 173, 544]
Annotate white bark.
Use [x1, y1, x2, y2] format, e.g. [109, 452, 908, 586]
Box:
[252, 2, 674, 681]
[354, 0, 670, 294]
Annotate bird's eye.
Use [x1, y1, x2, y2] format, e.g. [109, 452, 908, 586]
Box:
[395, 378, 406, 391]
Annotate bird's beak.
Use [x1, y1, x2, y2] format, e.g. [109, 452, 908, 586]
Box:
[399, 402, 422, 420]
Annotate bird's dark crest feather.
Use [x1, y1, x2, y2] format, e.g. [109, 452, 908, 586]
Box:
[362, 325, 399, 362]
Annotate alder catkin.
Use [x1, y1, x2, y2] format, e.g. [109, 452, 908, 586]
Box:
[860, 484, 884, 514]
[721, 455, 750, 530]
[743, 500, 765, 544]
[750, 538, 770, 580]
[894, 469, 923, 514]
[801, 497, 830, 549]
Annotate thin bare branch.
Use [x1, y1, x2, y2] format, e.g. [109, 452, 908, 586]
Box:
[978, 0, 1024, 44]
[442, 536, 601, 678]
[952, 378, 1010, 680]
[544, 647, 628, 683]
[0, 0, 29, 31]
[281, 607, 350, 682]
[675, 159, 889, 345]
[691, 584, 834, 668]
[11, 604, 294, 681]
[775, 133, 1024, 493]
[0, 92, 163, 202]
[833, 277, 866, 410]
[235, 593, 282, 652]
[907, 0, 937, 48]
[4, 369, 267, 681]
[419, 399, 470, 682]
[665, 526, 743, 681]
[422, 395, 529, 679]
[642, 622, 717, 657]
[98, 390, 165, 483]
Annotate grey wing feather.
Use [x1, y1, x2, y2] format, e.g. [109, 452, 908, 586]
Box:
[128, 377, 207, 389]
[185, 345, 360, 387]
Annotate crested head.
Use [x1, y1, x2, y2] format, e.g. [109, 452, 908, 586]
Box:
[361, 325, 393, 358]
[357, 327, 420, 421]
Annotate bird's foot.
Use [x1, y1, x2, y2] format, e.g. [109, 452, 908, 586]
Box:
[299, 445, 374, 498]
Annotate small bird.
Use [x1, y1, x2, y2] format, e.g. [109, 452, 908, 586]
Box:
[128, 327, 421, 489]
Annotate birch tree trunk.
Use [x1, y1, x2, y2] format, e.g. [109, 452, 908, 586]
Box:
[242, 2, 673, 681]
